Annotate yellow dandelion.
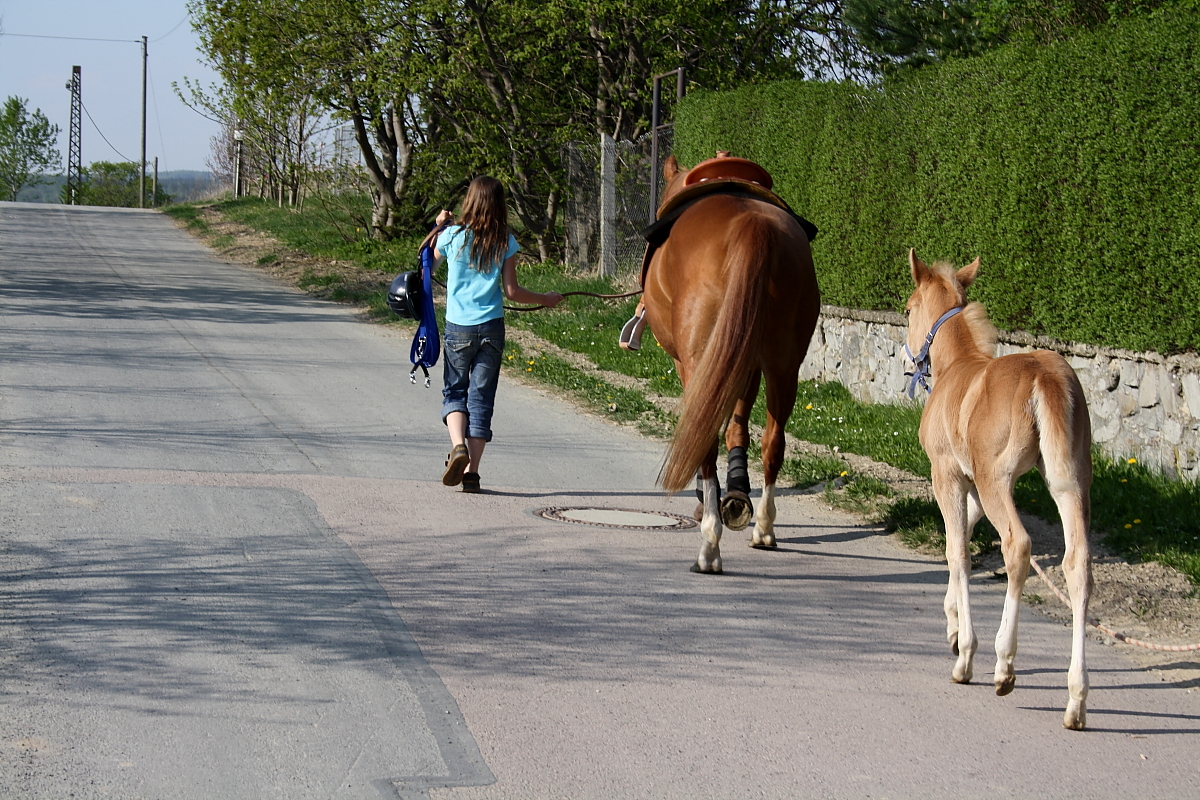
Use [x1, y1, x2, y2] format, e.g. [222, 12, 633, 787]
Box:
[840, 471, 848, 477]
[805, 403, 813, 410]
[508, 355, 514, 360]
[526, 367, 533, 372]
[1134, 519, 1141, 524]
[1127, 457, 1137, 464]
[1121, 478, 1128, 483]
[1125, 523, 1133, 529]
[527, 360, 535, 365]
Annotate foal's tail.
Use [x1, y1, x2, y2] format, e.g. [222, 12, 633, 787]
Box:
[1031, 361, 1093, 511]
[660, 214, 775, 493]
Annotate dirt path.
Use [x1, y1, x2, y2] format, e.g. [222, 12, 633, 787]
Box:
[170, 204, 1200, 691]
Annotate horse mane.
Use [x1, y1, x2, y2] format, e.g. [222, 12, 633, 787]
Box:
[930, 260, 997, 358]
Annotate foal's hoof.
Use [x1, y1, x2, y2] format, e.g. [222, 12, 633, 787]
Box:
[995, 675, 1016, 696]
[720, 491, 753, 531]
[690, 561, 723, 574]
[1063, 702, 1087, 731]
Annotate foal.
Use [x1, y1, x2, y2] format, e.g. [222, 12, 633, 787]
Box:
[905, 251, 1093, 730]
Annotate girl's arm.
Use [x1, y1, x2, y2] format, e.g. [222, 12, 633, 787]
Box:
[502, 256, 564, 308]
[432, 210, 453, 262]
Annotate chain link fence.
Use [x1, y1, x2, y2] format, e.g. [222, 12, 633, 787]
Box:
[563, 127, 673, 278]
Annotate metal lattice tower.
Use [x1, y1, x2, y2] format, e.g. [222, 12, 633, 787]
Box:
[65, 66, 82, 205]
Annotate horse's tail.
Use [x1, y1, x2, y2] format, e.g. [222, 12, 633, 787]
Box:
[660, 213, 775, 493]
[1031, 360, 1093, 516]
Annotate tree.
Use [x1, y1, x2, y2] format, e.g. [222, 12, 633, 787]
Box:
[67, 161, 171, 207]
[188, 0, 432, 240]
[0, 96, 62, 202]
[187, 1, 865, 256]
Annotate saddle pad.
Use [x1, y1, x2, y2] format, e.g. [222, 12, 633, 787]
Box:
[638, 181, 820, 287]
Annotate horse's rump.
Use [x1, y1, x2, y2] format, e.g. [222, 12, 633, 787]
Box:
[657, 200, 808, 493]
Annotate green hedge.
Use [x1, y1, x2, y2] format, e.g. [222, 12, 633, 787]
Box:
[675, 11, 1200, 354]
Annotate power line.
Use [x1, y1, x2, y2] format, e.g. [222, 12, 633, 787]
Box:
[0, 32, 139, 44]
[81, 101, 134, 162]
[148, 67, 168, 167]
[151, 13, 191, 43]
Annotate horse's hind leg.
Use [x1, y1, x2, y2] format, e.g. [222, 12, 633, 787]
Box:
[1046, 466, 1092, 730]
[722, 372, 760, 533]
[750, 370, 798, 549]
[975, 475, 1032, 697]
[934, 468, 977, 683]
[691, 441, 724, 574]
[945, 486, 985, 657]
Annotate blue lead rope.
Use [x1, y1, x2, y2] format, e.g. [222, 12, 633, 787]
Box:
[409, 242, 440, 388]
[903, 306, 963, 399]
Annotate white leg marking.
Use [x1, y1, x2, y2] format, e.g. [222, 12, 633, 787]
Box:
[694, 475, 723, 573]
[750, 483, 776, 547]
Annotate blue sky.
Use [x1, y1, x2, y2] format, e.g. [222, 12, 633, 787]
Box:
[0, 1, 222, 172]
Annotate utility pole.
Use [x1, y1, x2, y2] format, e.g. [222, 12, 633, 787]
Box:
[140, 35, 147, 209]
[234, 129, 244, 198]
[152, 157, 159, 207]
[65, 66, 82, 205]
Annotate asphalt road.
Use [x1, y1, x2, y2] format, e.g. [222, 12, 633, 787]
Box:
[1, 201, 1197, 799]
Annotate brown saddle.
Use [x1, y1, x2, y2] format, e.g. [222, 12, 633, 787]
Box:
[638, 157, 817, 288]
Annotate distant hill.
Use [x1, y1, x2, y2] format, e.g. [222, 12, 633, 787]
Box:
[14, 171, 228, 204]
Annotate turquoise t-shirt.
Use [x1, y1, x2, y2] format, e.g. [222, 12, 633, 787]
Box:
[437, 225, 520, 325]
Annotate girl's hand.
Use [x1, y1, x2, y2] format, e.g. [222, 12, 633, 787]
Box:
[435, 209, 453, 226]
[542, 292, 565, 309]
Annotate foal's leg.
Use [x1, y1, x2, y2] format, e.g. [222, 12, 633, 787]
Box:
[751, 370, 798, 548]
[975, 476, 1032, 697]
[722, 371, 760, 532]
[1049, 476, 1092, 730]
[933, 468, 976, 683]
[945, 487, 985, 654]
[692, 441, 724, 574]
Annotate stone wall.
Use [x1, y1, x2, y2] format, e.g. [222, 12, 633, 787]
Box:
[799, 305, 1200, 480]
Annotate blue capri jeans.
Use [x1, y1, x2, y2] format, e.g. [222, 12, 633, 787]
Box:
[442, 318, 505, 442]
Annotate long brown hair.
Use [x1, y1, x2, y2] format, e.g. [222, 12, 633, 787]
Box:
[458, 176, 510, 272]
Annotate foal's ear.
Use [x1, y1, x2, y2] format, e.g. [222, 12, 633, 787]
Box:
[909, 248, 931, 285]
[663, 155, 679, 181]
[956, 257, 981, 289]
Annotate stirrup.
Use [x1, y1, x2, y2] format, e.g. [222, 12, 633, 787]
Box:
[619, 308, 647, 351]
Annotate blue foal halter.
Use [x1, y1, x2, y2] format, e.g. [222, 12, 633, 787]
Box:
[903, 306, 963, 399]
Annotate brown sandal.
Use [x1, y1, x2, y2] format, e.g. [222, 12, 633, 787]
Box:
[442, 444, 469, 486]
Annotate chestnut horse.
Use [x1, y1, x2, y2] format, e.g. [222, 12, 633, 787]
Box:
[905, 251, 1093, 730]
[643, 156, 820, 573]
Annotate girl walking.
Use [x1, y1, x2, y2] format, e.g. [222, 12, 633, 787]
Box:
[434, 176, 563, 492]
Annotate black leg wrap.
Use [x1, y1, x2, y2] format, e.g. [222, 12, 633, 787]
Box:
[726, 446, 751, 496]
[695, 470, 721, 502]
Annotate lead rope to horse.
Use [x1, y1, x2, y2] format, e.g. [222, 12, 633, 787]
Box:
[426, 273, 642, 311]
[419, 221, 642, 311]
[1028, 557, 1200, 652]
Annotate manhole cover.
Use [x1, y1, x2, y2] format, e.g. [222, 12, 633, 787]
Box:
[536, 507, 697, 530]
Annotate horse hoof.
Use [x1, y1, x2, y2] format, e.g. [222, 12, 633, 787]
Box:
[995, 676, 1016, 696]
[690, 561, 723, 574]
[720, 491, 753, 531]
[748, 541, 777, 550]
[1063, 703, 1086, 731]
